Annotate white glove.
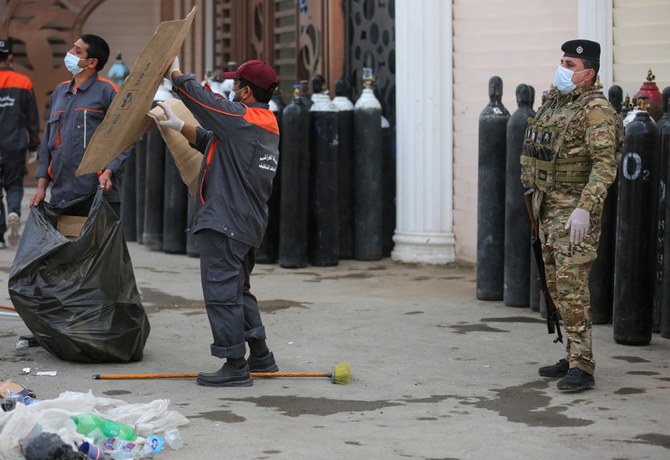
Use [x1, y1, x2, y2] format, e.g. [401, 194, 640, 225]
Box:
[565, 207, 590, 245]
[156, 101, 184, 132]
[165, 56, 180, 80]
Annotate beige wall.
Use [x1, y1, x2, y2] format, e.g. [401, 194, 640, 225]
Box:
[612, 0, 670, 99]
[452, 0, 579, 262]
[83, 0, 162, 74]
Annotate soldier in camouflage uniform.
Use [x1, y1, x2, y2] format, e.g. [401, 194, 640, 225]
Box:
[520, 40, 619, 392]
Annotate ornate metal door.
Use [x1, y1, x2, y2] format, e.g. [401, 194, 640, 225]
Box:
[345, 0, 395, 127]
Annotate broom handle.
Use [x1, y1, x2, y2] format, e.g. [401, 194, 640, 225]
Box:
[93, 372, 330, 380]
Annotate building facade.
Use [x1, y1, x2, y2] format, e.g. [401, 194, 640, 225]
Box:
[2, 0, 669, 264]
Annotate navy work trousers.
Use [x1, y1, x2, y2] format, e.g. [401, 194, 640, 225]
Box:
[197, 229, 266, 359]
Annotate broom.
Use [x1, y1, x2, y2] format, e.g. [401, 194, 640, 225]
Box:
[93, 362, 351, 385]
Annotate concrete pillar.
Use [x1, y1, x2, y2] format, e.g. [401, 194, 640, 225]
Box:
[392, 0, 455, 264]
[578, 0, 613, 90]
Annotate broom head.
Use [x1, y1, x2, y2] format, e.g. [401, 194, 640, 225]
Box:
[331, 362, 351, 385]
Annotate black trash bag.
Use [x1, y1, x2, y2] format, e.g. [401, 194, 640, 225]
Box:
[8, 189, 150, 363]
[22, 432, 82, 460]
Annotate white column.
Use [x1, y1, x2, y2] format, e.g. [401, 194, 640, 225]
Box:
[392, 0, 455, 264]
[578, 0, 613, 90]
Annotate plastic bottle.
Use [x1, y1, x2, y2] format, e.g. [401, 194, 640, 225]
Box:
[78, 441, 103, 459]
[72, 413, 137, 442]
[102, 437, 153, 459]
[163, 428, 183, 449]
[146, 434, 164, 454]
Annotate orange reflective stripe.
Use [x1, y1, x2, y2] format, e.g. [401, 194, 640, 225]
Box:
[97, 76, 119, 92]
[176, 87, 279, 134]
[206, 138, 217, 166]
[243, 107, 279, 135]
[0, 71, 33, 91]
[199, 169, 207, 204]
[75, 108, 105, 114]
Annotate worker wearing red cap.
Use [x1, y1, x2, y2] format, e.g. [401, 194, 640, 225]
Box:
[161, 57, 280, 387]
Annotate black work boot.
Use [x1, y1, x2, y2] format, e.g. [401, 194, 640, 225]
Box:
[196, 362, 253, 387]
[247, 351, 279, 373]
[538, 359, 569, 378]
[557, 368, 595, 392]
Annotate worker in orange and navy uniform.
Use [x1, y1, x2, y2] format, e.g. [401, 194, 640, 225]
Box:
[0, 38, 40, 248]
[160, 58, 280, 387]
[30, 34, 128, 217]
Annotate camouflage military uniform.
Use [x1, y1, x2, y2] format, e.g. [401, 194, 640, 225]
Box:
[523, 86, 619, 374]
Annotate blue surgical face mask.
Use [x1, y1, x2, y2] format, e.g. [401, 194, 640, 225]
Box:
[228, 88, 237, 102]
[555, 66, 590, 94]
[64, 52, 85, 75]
[554, 66, 575, 93]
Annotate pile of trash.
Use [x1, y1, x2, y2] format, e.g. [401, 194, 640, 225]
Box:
[0, 382, 188, 459]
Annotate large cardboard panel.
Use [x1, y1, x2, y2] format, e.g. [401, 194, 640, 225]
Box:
[57, 215, 88, 239]
[147, 99, 202, 198]
[76, 6, 197, 176]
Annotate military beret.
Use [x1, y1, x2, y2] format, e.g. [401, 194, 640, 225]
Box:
[561, 39, 600, 62]
[0, 38, 11, 54]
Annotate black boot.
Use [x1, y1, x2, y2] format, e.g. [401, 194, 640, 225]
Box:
[538, 359, 569, 378]
[196, 362, 252, 387]
[557, 368, 595, 392]
[247, 351, 279, 373]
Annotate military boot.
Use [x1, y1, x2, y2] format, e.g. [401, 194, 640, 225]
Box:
[557, 368, 595, 392]
[538, 359, 569, 378]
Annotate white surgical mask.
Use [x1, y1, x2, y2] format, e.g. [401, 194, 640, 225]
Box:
[64, 52, 85, 75]
[554, 66, 589, 94]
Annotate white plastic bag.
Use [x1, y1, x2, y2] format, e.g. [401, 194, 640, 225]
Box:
[0, 390, 188, 458]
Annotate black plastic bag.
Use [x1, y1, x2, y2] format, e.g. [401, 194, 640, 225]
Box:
[8, 189, 150, 363]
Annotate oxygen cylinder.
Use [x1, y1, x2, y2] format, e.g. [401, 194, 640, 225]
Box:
[353, 70, 384, 261]
[613, 110, 660, 345]
[589, 175, 618, 324]
[135, 134, 147, 245]
[256, 91, 285, 264]
[333, 79, 355, 259]
[143, 125, 165, 251]
[381, 115, 395, 257]
[278, 85, 311, 268]
[120, 144, 137, 241]
[477, 76, 510, 300]
[309, 75, 339, 266]
[503, 83, 534, 307]
[652, 90, 670, 332]
[163, 150, 187, 254]
[589, 85, 624, 324]
[660, 119, 670, 338]
[608, 85, 624, 114]
[300, 80, 312, 109]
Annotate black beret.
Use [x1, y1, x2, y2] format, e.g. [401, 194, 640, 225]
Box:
[0, 38, 11, 54]
[561, 39, 600, 62]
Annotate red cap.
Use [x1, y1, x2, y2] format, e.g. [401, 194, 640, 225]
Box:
[222, 60, 278, 93]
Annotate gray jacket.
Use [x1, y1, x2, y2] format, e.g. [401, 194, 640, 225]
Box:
[173, 74, 279, 247]
[36, 73, 127, 206]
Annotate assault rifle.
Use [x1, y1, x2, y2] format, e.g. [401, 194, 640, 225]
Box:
[524, 189, 563, 344]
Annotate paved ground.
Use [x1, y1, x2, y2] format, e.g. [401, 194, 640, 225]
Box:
[1, 196, 670, 459]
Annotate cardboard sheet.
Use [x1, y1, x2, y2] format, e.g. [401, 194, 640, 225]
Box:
[76, 6, 197, 176]
[147, 99, 202, 198]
